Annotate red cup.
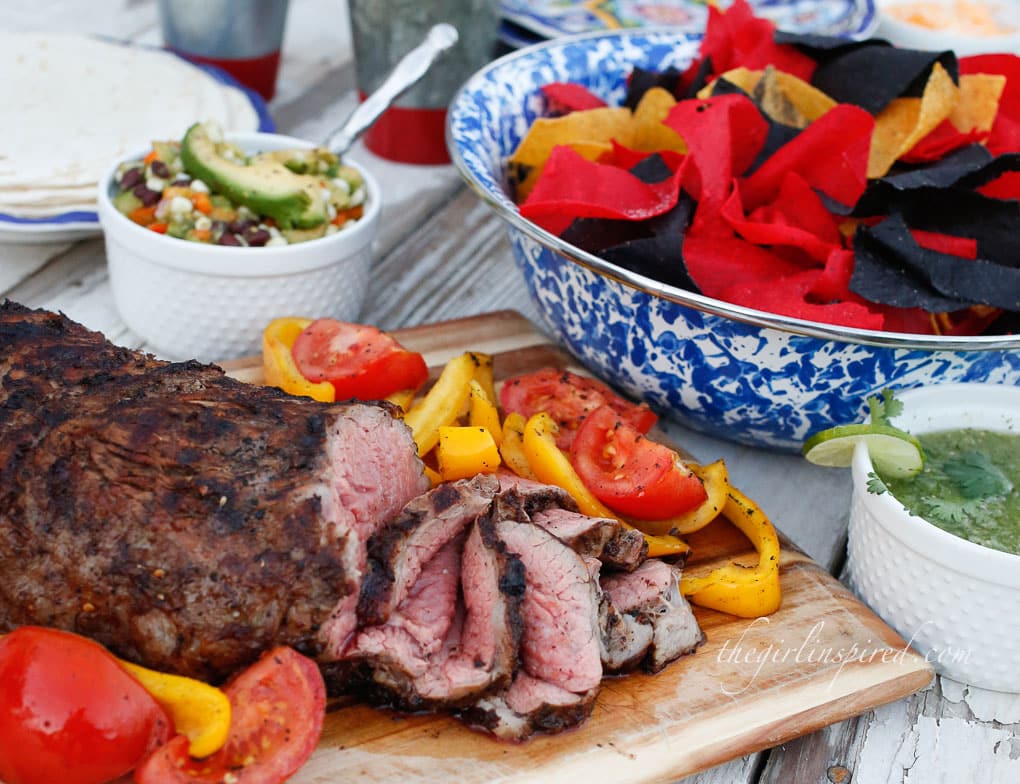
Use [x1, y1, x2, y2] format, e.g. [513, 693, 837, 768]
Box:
[358, 92, 450, 165]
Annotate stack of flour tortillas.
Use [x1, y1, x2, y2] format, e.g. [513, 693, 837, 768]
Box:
[0, 32, 262, 221]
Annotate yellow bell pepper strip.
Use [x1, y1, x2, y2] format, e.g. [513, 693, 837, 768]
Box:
[402, 352, 478, 456]
[679, 485, 782, 618]
[119, 660, 232, 759]
[521, 412, 689, 558]
[261, 317, 335, 403]
[468, 379, 502, 445]
[437, 425, 502, 481]
[632, 460, 730, 537]
[385, 387, 417, 413]
[470, 351, 497, 406]
[499, 412, 539, 480]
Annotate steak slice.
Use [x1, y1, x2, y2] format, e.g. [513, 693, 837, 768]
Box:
[464, 674, 599, 741]
[0, 302, 430, 683]
[461, 517, 604, 740]
[600, 560, 705, 674]
[530, 507, 648, 572]
[343, 514, 525, 711]
[357, 474, 499, 629]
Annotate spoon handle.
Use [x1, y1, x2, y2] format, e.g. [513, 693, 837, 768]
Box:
[325, 23, 459, 157]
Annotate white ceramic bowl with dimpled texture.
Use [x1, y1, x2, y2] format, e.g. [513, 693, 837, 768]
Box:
[847, 383, 1020, 692]
[97, 131, 380, 362]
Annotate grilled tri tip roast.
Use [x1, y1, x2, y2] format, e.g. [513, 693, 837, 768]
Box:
[0, 302, 704, 741]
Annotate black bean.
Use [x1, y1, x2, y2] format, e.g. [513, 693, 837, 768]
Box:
[150, 160, 171, 179]
[229, 219, 254, 234]
[132, 184, 160, 206]
[218, 233, 242, 246]
[211, 220, 228, 234]
[120, 167, 142, 190]
[247, 229, 271, 247]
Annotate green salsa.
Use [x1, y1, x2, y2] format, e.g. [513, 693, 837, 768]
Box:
[880, 428, 1020, 555]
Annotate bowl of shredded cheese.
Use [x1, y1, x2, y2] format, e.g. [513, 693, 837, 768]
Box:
[877, 0, 1019, 55]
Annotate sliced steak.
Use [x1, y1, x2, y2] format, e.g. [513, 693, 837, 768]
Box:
[0, 302, 429, 683]
[357, 474, 498, 628]
[463, 674, 599, 741]
[461, 517, 604, 740]
[495, 519, 603, 693]
[600, 560, 705, 674]
[344, 514, 525, 711]
[531, 507, 648, 572]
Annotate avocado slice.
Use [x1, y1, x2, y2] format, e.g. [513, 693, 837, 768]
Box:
[179, 122, 328, 229]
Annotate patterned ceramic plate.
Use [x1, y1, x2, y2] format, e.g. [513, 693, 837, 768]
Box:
[501, 0, 878, 41]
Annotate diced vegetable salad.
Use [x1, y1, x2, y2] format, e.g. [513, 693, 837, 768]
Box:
[111, 135, 366, 246]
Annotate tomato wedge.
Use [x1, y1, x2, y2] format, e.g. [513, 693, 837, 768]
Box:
[134, 646, 326, 784]
[499, 368, 657, 450]
[570, 405, 707, 520]
[0, 627, 173, 784]
[291, 318, 428, 401]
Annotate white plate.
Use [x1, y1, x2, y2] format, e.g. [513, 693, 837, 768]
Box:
[0, 35, 274, 245]
[501, 0, 879, 40]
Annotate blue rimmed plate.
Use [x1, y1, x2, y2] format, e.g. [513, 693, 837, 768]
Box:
[0, 37, 274, 245]
[501, 0, 878, 43]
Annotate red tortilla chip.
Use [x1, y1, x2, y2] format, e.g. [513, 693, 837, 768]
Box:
[541, 82, 608, 113]
[910, 229, 978, 259]
[682, 232, 804, 299]
[720, 267, 886, 330]
[599, 140, 686, 172]
[699, 0, 816, 84]
[979, 171, 1020, 201]
[721, 182, 840, 264]
[901, 118, 987, 163]
[739, 104, 873, 211]
[662, 93, 768, 227]
[520, 145, 686, 223]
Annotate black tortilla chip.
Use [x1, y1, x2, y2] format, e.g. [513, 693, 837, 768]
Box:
[852, 214, 1020, 311]
[603, 193, 697, 291]
[854, 145, 994, 215]
[624, 66, 683, 110]
[774, 34, 957, 115]
[561, 153, 698, 291]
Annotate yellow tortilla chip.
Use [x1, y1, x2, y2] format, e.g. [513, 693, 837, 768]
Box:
[508, 107, 632, 200]
[868, 62, 958, 178]
[629, 87, 687, 154]
[698, 67, 836, 124]
[950, 73, 1006, 134]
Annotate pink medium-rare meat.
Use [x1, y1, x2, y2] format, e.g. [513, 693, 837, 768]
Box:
[0, 301, 429, 683]
[342, 514, 525, 710]
[356, 474, 499, 628]
[494, 519, 603, 694]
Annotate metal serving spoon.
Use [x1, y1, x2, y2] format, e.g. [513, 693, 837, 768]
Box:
[324, 23, 459, 157]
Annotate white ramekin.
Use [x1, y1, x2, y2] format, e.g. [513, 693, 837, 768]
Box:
[97, 131, 381, 362]
[847, 383, 1020, 691]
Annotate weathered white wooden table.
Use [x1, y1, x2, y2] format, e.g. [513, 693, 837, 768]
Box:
[3, 1, 1018, 781]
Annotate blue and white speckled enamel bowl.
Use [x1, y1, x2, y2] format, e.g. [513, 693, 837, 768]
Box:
[447, 29, 1020, 452]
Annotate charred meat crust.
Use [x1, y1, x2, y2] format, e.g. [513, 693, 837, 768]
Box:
[0, 302, 428, 683]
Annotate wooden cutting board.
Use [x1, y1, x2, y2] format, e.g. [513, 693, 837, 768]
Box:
[220, 310, 933, 784]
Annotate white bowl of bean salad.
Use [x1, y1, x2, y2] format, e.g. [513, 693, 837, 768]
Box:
[97, 126, 381, 362]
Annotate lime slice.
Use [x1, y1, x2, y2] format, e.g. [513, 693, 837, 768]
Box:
[802, 423, 925, 478]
